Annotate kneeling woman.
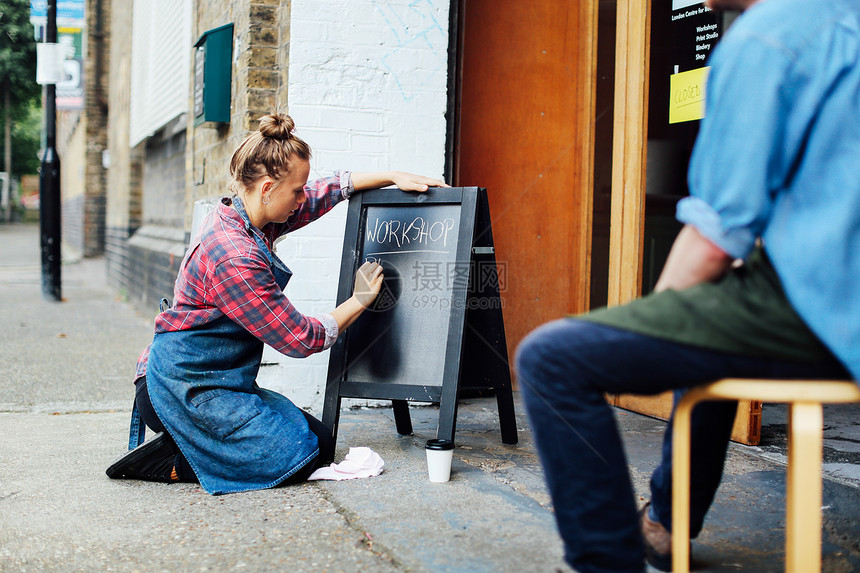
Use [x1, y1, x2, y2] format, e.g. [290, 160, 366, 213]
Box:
[107, 113, 447, 494]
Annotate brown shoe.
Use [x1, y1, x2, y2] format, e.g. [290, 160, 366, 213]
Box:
[639, 502, 672, 571]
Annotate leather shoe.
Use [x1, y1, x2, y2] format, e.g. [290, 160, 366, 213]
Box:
[106, 432, 178, 483]
[640, 502, 672, 572]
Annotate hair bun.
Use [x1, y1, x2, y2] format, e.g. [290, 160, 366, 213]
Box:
[258, 113, 296, 141]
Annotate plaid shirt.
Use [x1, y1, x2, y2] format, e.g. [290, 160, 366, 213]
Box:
[135, 172, 353, 379]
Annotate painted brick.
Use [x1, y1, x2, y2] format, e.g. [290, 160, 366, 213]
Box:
[315, 152, 383, 171]
[350, 134, 390, 154]
[287, 104, 322, 128]
[317, 108, 382, 133]
[288, 259, 340, 280]
[302, 129, 349, 152]
[273, 238, 300, 260]
[303, 236, 344, 258]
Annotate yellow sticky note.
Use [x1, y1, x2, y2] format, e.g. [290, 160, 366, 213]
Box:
[669, 67, 710, 124]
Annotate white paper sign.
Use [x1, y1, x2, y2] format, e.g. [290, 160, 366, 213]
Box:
[36, 43, 66, 85]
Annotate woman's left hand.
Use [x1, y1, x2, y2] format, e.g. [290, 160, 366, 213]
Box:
[351, 171, 450, 193]
[390, 171, 450, 193]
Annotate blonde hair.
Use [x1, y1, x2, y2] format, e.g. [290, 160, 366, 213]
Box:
[229, 113, 312, 194]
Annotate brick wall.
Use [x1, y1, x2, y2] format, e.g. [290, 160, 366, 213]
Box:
[105, 225, 134, 297]
[125, 225, 185, 313]
[257, 0, 451, 410]
[187, 0, 243, 228]
[82, 0, 110, 257]
[142, 123, 187, 229]
[106, 0, 143, 297]
[108, 0, 285, 310]
[57, 111, 86, 255]
[57, 0, 111, 259]
[124, 120, 189, 308]
[61, 194, 85, 255]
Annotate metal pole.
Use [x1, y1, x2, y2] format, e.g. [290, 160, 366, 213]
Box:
[40, 0, 62, 301]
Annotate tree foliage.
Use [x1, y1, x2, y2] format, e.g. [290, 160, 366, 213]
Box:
[4, 101, 42, 175]
[1, 0, 41, 177]
[0, 0, 39, 109]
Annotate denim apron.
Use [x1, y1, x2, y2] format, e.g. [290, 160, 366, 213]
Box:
[142, 198, 319, 495]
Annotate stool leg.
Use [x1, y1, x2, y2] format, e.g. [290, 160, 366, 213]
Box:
[672, 395, 697, 573]
[786, 402, 823, 573]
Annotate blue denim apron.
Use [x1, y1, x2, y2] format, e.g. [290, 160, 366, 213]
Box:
[142, 198, 319, 495]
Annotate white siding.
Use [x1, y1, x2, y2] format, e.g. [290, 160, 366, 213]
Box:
[129, 0, 192, 146]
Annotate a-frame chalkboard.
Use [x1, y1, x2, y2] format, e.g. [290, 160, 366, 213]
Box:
[323, 187, 517, 446]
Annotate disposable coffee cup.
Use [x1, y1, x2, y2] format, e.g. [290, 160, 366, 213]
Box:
[425, 439, 455, 482]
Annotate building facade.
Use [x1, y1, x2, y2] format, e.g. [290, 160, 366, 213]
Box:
[79, 0, 743, 431]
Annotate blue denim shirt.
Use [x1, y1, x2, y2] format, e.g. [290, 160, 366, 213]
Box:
[677, 0, 860, 380]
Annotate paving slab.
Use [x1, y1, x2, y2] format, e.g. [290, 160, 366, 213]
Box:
[3, 222, 860, 572]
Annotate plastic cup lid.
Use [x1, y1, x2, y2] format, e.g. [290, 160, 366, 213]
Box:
[425, 438, 455, 451]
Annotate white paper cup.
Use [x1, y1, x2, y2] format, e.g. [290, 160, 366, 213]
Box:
[425, 439, 455, 482]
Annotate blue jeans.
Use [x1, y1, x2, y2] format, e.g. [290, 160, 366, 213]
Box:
[515, 320, 850, 573]
[135, 377, 335, 485]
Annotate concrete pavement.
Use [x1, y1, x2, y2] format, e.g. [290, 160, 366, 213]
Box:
[2, 221, 859, 572]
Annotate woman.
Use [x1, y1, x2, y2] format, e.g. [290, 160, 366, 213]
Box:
[107, 113, 447, 494]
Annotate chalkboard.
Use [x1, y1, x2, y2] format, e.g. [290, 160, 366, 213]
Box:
[323, 187, 517, 445]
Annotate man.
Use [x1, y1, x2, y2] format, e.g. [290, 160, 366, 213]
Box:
[515, 0, 860, 571]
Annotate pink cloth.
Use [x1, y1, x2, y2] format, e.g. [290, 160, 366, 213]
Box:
[307, 447, 385, 481]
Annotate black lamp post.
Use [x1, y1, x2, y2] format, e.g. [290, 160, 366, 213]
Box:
[39, 0, 62, 301]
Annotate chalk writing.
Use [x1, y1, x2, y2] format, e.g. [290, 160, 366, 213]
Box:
[365, 215, 456, 250]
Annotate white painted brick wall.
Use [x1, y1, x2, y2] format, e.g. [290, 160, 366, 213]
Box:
[257, 0, 451, 413]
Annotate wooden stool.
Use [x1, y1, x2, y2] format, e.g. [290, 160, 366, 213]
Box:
[671, 379, 860, 573]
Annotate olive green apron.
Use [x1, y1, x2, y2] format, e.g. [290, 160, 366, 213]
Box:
[579, 247, 833, 362]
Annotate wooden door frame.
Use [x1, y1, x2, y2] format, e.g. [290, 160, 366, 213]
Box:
[444, 0, 462, 185]
[608, 0, 650, 307]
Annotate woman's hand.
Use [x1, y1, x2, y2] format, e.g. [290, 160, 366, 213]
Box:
[351, 171, 450, 193]
[390, 171, 450, 192]
[353, 261, 384, 308]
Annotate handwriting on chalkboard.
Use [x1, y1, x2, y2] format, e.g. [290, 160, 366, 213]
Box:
[365, 215, 457, 251]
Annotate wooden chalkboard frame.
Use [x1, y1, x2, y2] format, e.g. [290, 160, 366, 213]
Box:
[322, 186, 517, 446]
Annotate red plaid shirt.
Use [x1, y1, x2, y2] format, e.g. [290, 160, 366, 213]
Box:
[135, 172, 352, 379]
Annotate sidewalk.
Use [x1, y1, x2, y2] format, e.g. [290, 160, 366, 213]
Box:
[1, 221, 859, 572]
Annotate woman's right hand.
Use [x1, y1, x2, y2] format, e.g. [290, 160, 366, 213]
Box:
[353, 261, 384, 308]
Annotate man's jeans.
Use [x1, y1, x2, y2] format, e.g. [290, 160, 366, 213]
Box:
[515, 320, 850, 573]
